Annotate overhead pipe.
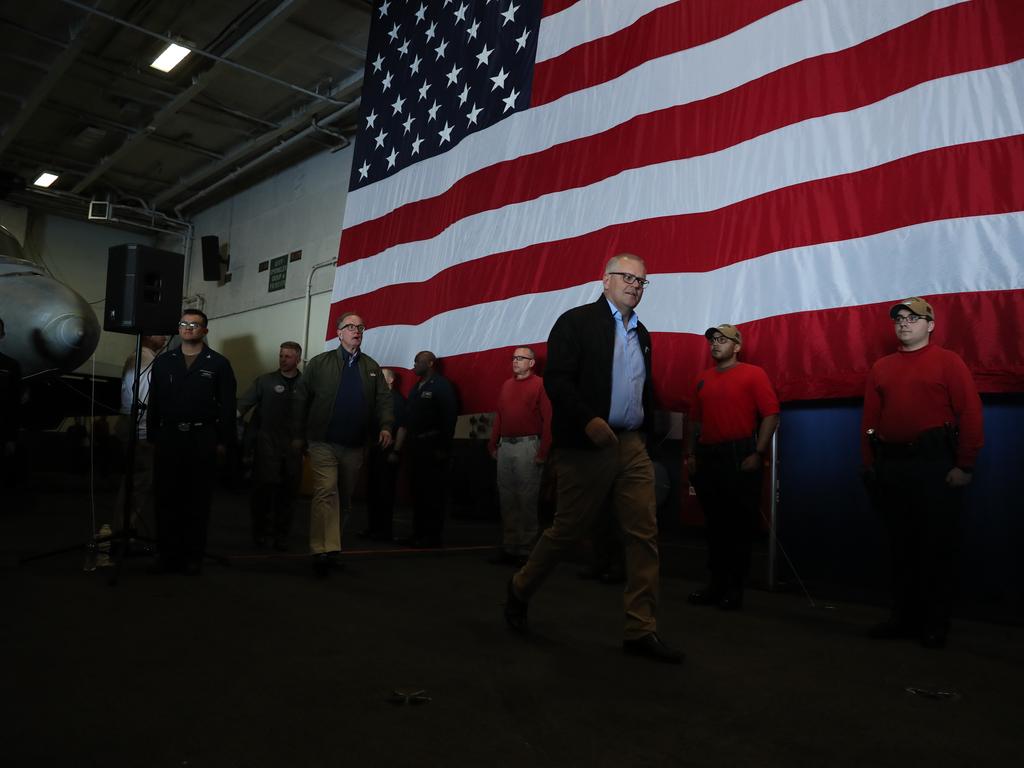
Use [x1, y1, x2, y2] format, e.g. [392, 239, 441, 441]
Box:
[173, 96, 361, 213]
[302, 259, 338, 363]
[157, 71, 363, 210]
[59, 0, 344, 106]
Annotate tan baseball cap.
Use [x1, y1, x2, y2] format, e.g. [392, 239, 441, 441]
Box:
[705, 324, 742, 344]
[889, 297, 934, 321]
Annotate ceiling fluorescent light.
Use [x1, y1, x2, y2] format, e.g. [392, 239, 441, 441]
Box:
[33, 172, 59, 188]
[150, 42, 191, 73]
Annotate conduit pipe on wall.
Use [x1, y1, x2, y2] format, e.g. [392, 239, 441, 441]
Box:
[302, 258, 337, 363]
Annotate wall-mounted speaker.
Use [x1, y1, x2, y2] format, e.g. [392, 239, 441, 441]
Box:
[104, 244, 184, 335]
[201, 235, 223, 281]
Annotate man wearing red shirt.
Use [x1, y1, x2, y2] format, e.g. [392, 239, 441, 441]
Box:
[488, 346, 552, 566]
[862, 297, 983, 649]
[686, 324, 780, 610]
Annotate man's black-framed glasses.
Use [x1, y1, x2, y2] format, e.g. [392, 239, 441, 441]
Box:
[178, 321, 203, 330]
[708, 335, 732, 346]
[893, 314, 925, 326]
[340, 323, 366, 332]
[607, 271, 650, 288]
[511, 355, 534, 362]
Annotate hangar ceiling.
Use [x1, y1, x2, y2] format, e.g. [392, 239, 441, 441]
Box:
[0, 0, 371, 230]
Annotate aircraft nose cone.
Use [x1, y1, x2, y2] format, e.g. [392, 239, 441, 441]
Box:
[41, 313, 99, 369]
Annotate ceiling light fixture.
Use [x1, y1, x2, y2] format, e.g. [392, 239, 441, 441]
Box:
[33, 172, 59, 188]
[150, 42, 191, 73]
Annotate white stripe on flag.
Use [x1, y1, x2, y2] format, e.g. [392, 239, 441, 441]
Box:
[332, 60, 1024, 303]
[329, 212, 1024, 364]
[341, 0, 966, 229]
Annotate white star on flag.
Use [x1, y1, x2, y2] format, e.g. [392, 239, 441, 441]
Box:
[500, 3, 518, 26]
[515, 28, 530, 53]
[490, 67, 508, 91]
[502, 87, 519, 112]
[446, 63, 462, 87]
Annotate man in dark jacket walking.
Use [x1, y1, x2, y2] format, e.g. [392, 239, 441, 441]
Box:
[504, 254, 683, 663]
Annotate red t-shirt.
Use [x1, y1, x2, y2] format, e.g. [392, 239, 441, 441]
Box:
[689, 363, 780, 445]
[861, 343, 983, 467]
[487, 374, 553, 460]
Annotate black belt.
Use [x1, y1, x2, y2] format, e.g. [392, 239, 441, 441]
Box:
[413, 429, 441, 439]
[174, 422, 209, 432]
[876, 426, 951, 460]
[697, 437, 756, 457]
[500, 435, 539, 444]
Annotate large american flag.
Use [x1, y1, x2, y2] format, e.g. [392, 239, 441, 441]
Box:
[329, 0, 1024, 412]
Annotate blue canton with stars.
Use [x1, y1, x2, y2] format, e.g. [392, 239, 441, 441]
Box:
[349, 0, 543, 191]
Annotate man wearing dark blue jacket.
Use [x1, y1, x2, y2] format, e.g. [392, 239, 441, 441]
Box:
[147, 310, 236, 574]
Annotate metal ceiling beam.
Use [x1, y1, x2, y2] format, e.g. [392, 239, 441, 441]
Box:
[0, 4, 98, 156]
[173, 94, 361, 213]
[69, 0, 315, 196]
[44, 100, 225, 161]
[153, 70, 362, 209]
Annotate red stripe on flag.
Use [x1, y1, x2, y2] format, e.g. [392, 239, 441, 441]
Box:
[531, 0, 800, 107]
[333, 135, 1024, 331]
[541, 0, 581, 18]
[338, 0, 1024, 267]
[383, 289, 1024, 414]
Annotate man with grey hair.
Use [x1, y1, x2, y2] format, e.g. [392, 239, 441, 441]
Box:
[504, 254, 683, 663]
[292, 312, 393, 578]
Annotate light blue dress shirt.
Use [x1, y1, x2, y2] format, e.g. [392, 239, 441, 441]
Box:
[606, 298, 646, 430]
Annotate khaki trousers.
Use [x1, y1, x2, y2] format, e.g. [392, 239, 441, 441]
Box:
[496, 436, 542, 556]
[512, 431, 660, 639]
[307, 441, 364, 554]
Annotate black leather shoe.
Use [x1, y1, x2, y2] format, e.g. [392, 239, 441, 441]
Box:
[623, 633, 684, 664]
[488, 550, 520, 566]
[920, 631, 947, 649]
[504, 578, 528, 632]
[599, 568, 626, 585]
[718, 590, 743, 610]
[312, 554, 330, 579]
[688, 586, 724, 606]
[867, 619, 918, 639]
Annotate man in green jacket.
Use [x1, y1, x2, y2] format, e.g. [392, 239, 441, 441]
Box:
[292, 312, 393, 577]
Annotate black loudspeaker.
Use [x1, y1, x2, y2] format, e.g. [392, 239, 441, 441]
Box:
[104, 244, 185, 335]
[201, 235, 222, 281]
